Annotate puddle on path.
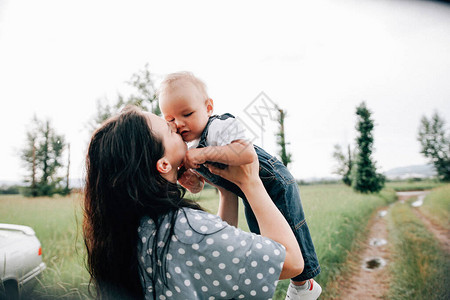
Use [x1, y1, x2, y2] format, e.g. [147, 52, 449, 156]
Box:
[369, 238, 387, 247]
[362, 257, 386, 271]
[378, 210, 387, 217]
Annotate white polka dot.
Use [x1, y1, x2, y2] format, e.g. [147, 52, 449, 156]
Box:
[246, 250, 252, 257]
[166, 253, 172, 260]
[219, 263, 226, 269]
[245, 279, 251, 285]
[186, 260, 193, 266]
[140, 256, 145, 263]
[175, 286, 181, 293]
[227, 245, 234, 252]
[262, 286, 269, 292]
[194, 273, 201, 279]
[202, 286, 208, 292]
[232, 257, 240, 264]
[141, 237, 147, 243]
[208, 214, 215, 219]
[146, 267, 152, 274]
[256, 243, 262, 249]
[174, 267, 181, 274]
[251, 261, 258, 267]
[180, 217, 187, 223]
[212, 251, 220, 257]
[240, 240, 247, 246]
[213, 280, 220, 286]
[184, 280, 191, 286]
[250, 290, 257, 296]
[166, 272, 171, 279]
[225, 274, 232, 280]
[265, 239, 271, 245]
[257, 273, 263, 279]
[263, 255, 269, 261]
[220, 291, 227, 297]
[147, 286, 153, 292]
[209, 297, 215, 300]
[274, 249, 280, 255]
[178, 248, 185, 255]
[205, 268, 212, 275]
[232, 285, 239, 291]
[165, 223, 171, 229]
[166, 291, 173, 297]
[215, 222, 222, 228]
[159, 295, 166, 300]
[185, 230, 193, 236]
[234, 229, 240, 235]
[206, 238, 214, 245]
[200, 225, 208, 232]
[137, 227, 141, 232]
[221, 233, 229, 240]
[147, 219, 154, 224]
[158, 241, 165, 247]
[269, 267, 275, 274]
[157, 260, 162, 266]
[195, 214, 202, 220]
[239, 268, 245, 274]
[199, 256, 206, 262]
[147, 248, 152, 255]
[192, 243, 199, 250]
[171, 235, 177, 242]
[238, 294, 245, 299]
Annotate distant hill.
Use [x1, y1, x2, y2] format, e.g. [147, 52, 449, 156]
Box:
[384, 164, 436, 180]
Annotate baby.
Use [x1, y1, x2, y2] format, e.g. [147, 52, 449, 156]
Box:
[158, 72, 321, 300]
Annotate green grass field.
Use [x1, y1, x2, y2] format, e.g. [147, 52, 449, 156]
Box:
[1, 182, 448, 299]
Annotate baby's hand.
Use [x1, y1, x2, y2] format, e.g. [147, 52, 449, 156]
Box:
[184, 148, 206, 169]
[178, 168, 205, 194]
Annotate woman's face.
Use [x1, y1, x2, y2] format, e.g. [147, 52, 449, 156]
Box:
[146, 112, 187, 169]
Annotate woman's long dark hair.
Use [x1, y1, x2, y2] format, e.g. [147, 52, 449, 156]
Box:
[83, 106, 201, 299]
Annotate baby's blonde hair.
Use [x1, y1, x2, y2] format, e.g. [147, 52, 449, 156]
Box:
[158, 71, 209, 101]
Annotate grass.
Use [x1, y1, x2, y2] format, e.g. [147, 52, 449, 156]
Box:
[385, 179, 444, 192]
[419, 184, 450, 231]
[387, 190, 450, 300]
[0, 194, 91, 299]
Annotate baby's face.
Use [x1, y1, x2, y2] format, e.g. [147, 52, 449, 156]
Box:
[159, 82, 213, 142]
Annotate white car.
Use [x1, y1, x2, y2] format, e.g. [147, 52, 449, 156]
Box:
[0, 224, 46, 300]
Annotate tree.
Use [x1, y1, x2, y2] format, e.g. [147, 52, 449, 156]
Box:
[332, 144, 353, 186]
[89, 64, 160, 131]
[21, 116, 67, 197]
[276, 107, 292, 167]
[417, 112, 450, 181]
[352, 102, 385, 193]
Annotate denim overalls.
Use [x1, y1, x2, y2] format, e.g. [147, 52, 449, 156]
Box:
[195, 114, 321, 281]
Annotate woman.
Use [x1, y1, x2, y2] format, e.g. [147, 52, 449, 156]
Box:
[83, 106, 303, 299]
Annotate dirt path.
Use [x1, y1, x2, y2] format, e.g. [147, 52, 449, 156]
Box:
[334, 191, 440, 300]
[333, 207, 392, 300]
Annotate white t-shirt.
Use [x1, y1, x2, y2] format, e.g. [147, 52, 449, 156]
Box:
[189, 117, 247, 149]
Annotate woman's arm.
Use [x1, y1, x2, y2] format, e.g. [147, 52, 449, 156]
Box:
[217, 188, 239, 227]
[206, 154, 304, 279]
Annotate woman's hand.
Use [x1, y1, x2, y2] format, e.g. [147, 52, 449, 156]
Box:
[178, 168, 205, 194]
[205, 146, 258, 189]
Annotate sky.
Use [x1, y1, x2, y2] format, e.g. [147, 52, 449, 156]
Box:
[1, 0, 449, 183]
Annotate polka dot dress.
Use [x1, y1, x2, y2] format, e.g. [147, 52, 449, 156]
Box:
[138, 208, 286, 299]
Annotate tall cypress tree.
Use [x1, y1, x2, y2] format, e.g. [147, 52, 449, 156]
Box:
[352, 102, 385, 193]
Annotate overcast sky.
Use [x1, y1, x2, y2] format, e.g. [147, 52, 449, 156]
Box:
[1, 0, 449, 183]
